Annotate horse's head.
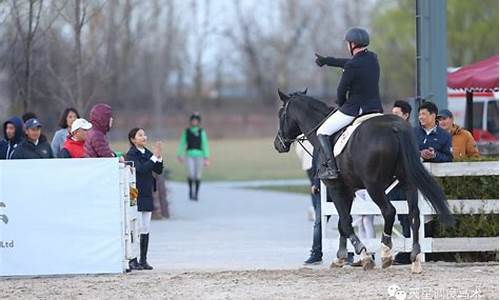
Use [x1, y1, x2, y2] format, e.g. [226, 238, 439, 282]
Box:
[273, 89, 306, 153]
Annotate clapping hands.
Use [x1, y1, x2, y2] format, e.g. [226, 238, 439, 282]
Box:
[153, 141, 162, 159]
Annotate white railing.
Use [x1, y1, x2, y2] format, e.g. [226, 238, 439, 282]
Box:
[321, 161, 499, 261]
[120, 162, 140, 271]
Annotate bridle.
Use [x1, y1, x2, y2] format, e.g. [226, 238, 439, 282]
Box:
[276, 98, 335, 158]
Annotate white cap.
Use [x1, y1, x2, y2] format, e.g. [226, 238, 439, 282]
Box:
[70, 118, 92, 133]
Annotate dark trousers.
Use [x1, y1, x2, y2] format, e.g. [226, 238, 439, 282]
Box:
[306, 167, 323, 255]
[311, 191, 322, 255]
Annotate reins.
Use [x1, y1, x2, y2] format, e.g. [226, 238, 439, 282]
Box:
[277, 98, 336, 158]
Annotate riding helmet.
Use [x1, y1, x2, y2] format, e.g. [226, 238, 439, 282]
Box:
[344, 27, 370, 47]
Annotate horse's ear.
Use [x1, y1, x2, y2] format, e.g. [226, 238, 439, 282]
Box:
[278, 89, 290, 102]
[302, 88, 308, 95]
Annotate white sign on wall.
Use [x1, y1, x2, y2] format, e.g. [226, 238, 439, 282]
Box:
[0, 158, 124, 276]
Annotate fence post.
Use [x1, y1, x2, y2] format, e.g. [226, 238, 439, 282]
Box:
[320, 181, 328, 244]
[418, 191, 427, 262]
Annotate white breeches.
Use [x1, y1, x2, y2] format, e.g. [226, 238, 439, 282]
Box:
[139, 211, 152, 234]
[186, 157, 204, 180]
[316, 110, 355, 136]
[354, 190, 376, 239]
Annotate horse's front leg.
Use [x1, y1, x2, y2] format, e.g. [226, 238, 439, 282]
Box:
[331, 222, 348, 268]
[349, 232, 375, 270]
[329, 182, 374, 270]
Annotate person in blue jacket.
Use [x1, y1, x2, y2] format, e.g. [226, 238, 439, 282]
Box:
[0, 116, 24, 159]
[126, 127, 164, 270]
[414, 101, 453, 163]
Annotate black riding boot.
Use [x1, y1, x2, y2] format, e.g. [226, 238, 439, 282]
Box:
[317, 134, 339, 179]
[188, 178, 194, 200]
[194, 179, 200, 201]
[128, 257, 143, 271]
[139, 234, 153, 270]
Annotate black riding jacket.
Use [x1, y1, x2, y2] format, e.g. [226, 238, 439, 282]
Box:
[323, 50, 383, 117]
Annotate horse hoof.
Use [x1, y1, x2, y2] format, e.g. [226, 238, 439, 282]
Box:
[362, 257, 375, 270]
[330, 258, 347, 268]
[382, 256, 392, 269]
[411, 253, 423, 274]
[381, 243, 392, 269]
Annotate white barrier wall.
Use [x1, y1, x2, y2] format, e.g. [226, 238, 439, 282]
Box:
[0, 158, 125, 276]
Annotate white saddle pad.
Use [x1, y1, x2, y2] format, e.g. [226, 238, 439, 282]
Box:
[333, 113, 384, 157]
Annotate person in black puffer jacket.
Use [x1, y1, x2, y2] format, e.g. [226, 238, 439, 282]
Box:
[11, 118, 53, 159]
[126, 127, 164, 271]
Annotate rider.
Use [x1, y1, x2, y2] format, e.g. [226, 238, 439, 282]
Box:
[314, 27, 383, 179]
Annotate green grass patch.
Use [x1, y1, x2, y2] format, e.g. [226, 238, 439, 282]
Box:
[112, 138, 305, 181]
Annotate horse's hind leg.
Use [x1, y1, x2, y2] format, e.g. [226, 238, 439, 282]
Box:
[366, 185, 396, 269]
[405, 183, 423, 274]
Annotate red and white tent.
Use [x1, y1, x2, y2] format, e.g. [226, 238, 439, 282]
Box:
[448, 55, 499, 92]
[447, 55, 499, 131]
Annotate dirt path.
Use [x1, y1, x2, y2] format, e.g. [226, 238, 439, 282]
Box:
[1, 263, 497, 300]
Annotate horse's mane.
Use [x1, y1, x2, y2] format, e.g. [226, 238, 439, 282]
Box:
[292, 94, 335, 117]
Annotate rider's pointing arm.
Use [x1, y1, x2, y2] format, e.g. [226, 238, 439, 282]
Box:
[315, 53, 350, 68]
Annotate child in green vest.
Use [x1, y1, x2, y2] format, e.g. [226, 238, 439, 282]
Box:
[176, 113, 210, 201]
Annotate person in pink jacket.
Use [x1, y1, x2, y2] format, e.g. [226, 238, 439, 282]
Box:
[84, 103, 116, 158]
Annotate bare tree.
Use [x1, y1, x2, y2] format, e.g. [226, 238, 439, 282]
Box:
[190, 0, 212, 101]
[225, 0, 271, 103]
[49, 0, 107, 112]
[10, 0, 44, 112]
[273, 0, 312, 91]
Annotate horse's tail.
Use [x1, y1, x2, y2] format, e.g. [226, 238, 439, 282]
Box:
[393, 123, 455, 226]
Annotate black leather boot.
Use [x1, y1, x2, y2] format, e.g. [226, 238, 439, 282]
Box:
[188, 178, 194, 200]
[139, 234, 153, 270]
[317, 134, 339, 179]
[128, 257, 143, 271]
[194, 180, 200, 201]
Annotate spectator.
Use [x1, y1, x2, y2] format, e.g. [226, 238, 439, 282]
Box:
[84, 103, 116, 158]
[176, 113, 210, 201]
[0, 117, 24, 159]
[392, 100, 412, 121]
[126, 128, 164, 270]
[51, 108, 80, 157]
[59, 118, 92, 158]
[22, 112, 48, 143]
[414, 101, 453, 163]
[304, 148, 324, 265]
[438, 109, 480, 160]
[294, 137, 316, 221]
[11, 118, 53, 159]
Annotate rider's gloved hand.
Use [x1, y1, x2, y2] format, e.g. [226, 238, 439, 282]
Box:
[315, 53, 327, 67]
